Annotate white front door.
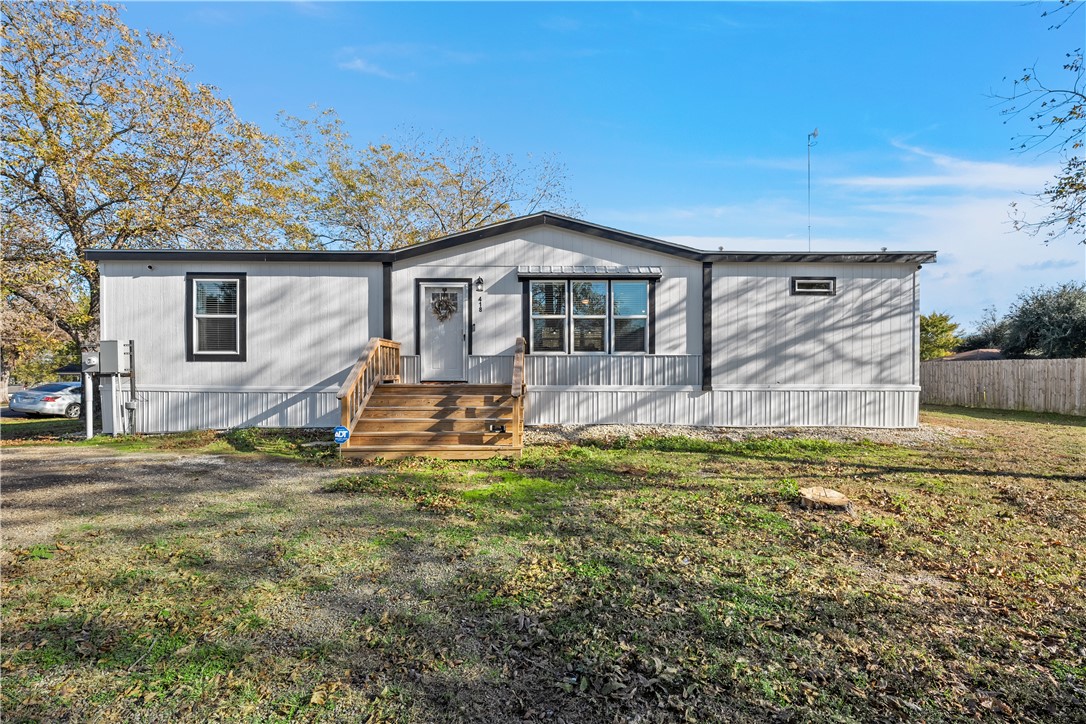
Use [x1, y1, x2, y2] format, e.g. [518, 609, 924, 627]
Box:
[420, 283, 468, 381]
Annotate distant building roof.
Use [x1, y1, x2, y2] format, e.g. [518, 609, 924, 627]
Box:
[938, 348, 1005, 361]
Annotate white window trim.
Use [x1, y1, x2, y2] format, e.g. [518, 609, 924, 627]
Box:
[611, 281, 649, 354]
[570, 280, 609, 355]
[529, 279, 651, 355]
[791, 276, 837, 296]
[530, 280, 568, 354]
[193, 278, 241, 355]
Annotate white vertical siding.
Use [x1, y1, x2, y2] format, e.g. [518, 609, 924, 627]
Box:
[468, 355, 514, 384]
[391, 226, 702, 357]
[100, 261, 383, 391]
[711, 263, 917, 386]
[400, 355, 701, 386]
[525, 355, 701, 386]
[96, 238, 923, 433]
[400, 355, 421, 384]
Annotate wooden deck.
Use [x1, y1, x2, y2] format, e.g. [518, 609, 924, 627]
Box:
[337, 338, 526, 460]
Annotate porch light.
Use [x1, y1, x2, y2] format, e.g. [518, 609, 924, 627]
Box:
[475, 277, 484, 292]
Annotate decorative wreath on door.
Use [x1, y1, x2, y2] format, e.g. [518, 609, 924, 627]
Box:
[430, 292, 458, 322]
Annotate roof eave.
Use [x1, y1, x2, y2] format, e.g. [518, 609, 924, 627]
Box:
[704, 251, 938, 264]
[83, 249, 392, 263]
[83, 213, 938, 266]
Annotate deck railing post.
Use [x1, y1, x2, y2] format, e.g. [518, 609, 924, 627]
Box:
[510, 336, 527, 449]
[337, 338, 402, 433]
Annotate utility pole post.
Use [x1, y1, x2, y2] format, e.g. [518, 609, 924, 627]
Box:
[807, 128, 819, 252]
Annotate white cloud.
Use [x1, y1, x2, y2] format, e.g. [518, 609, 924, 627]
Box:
[190, 7, 235, 25]
[539, 16, 583, 33]
[291, 2, 332, 18]
[337, 57, 407, 80]
[1021, 258, 1081, 271]
[601, 144, 1082, 330]
[336, 42, 482, 80]
[831, 142, 1057, 193]
[355, 42, 485, 65]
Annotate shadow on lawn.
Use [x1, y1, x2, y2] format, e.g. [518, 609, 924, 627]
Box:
[587, 436, 1085, 482]
[922, 404, 1086, 427]
[8, 464, 1082, 724]
[4, 423, 1086, 722]
[0, 413, 83, 441]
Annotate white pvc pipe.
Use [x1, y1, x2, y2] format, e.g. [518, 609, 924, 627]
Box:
[110, 374, 119, 437]
[84, 372, 94, 440]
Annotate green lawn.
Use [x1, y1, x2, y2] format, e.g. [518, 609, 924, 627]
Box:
[2, 407, 1084, 722]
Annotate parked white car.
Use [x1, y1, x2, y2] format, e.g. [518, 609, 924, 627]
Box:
[9, 382, 83, 419]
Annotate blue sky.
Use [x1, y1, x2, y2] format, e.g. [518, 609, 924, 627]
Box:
[119, 1, 1085, 331]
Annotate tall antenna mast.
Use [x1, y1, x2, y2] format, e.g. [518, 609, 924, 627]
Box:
[807, 128, 819, 252]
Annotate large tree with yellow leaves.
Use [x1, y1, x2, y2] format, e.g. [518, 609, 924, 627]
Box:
[1, 1, 299, 349]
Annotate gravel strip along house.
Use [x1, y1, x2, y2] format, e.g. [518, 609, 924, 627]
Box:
[87, 213, 936, 458]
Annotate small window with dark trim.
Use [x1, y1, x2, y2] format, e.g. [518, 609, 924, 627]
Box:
[187, 273, 246, 361]
[791, 277, 836, 296]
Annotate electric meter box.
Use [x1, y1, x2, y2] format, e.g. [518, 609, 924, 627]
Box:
[98, 340, 128, 375]
[81, 351, 100, 374]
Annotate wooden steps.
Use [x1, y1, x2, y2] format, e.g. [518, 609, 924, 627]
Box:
[340, 382, 523, 460]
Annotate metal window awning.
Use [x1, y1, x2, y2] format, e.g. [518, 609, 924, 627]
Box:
[516, 265, 662, 279]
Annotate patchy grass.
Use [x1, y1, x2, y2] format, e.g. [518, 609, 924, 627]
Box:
[0, 414, 83, 442]
[0, 415, 340, 463]
[2, 407, 1084, 722]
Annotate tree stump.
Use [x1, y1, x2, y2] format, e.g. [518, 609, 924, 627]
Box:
[798, 486, 853, 514]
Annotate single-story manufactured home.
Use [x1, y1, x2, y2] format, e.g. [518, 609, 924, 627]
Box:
[87, 213, 936, 457]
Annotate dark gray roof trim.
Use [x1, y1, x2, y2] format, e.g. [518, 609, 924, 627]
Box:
[706, 251, 937, 264]
[84, 212, 937, 265]
[517, 265, 662, 279]
[83, 249, 388, 263]
[392, 213, 708, 261]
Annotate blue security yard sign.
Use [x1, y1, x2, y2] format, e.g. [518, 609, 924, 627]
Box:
[333, 426, 350, 445]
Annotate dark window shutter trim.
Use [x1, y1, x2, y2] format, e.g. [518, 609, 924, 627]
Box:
[186, 273, 246, 362]
[521, 279, 531, 353]
[702, 262, 712, 390]
[648, 279, 657, 354]
[382, 262, 393, 338]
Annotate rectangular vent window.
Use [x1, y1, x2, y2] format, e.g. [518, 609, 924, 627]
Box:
[791, 277, 836, 296]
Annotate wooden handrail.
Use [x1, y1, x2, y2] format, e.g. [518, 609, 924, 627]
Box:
[337, 338, 401, 429]
[511, 336, 526, 398]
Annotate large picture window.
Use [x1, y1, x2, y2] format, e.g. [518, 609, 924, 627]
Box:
[186, 273, 246, 361]
[528, 279, 651, 354]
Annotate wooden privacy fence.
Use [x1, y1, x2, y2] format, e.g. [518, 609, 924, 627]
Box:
[920, 358, 1086, 416]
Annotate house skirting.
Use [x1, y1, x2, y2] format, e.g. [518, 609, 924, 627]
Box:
[99, 382, 342, 434]
[527, 386, 919, 428]
[99, 379, 919, 434]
